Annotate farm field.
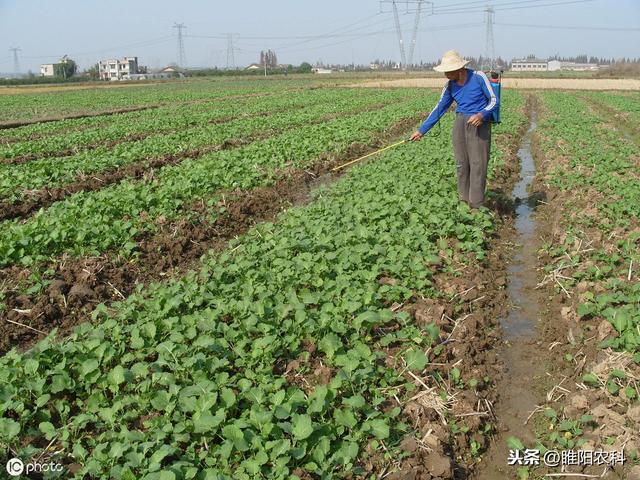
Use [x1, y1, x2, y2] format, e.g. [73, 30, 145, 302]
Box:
[0, 77, 638, 480]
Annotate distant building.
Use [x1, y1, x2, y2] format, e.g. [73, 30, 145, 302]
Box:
[511, 59, 548, 72]
[98, 57, 139, 81]
[123, 72, 182, 81]
[40, 64, 56, 76]
[246, 63, 262, 70]
[312, 68, 332, 74]
[548, 60, 600, 71]
[158, 66, 186, 75]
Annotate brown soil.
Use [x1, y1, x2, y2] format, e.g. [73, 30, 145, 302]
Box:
[0, 114, 423, 355]
[0, 101, 395, 223]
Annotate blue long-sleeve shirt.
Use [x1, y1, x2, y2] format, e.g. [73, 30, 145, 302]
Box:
[418, 68, 499, 135]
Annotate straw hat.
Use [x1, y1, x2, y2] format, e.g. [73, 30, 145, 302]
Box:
[433, 50, 470, 72]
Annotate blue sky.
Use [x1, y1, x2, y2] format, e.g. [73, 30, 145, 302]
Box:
[0, 0, 638, 72]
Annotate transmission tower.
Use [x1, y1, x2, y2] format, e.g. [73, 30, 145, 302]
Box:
[381, 1, 431, 71]
[408, 1, 432, 68]
[9, 47, 21, 75]
[484, 6, 495, 71]
[391, 1, 407, 70]
[173, 23, 187, 67]
[226, 34, 239, 69]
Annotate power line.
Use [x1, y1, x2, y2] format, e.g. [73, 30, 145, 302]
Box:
[495, 22, 640, 31]
[271, 22, 480, 56]
[428, 0, 594, 15]
[173, 23, 187, 67]
[22, 36, 174, 60]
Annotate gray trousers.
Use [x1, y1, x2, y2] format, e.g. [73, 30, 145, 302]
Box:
[452, 113, 491, 208]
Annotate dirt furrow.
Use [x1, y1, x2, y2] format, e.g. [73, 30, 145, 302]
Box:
[0, 105, 164, 130]
[385, 103, 532, 480]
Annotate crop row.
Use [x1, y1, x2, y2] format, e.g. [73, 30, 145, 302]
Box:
[0, 91, 527, 478]
[0, 89, 412, 202]
[0, 90, 271, 144]
[0, 88, 401, 160]
[0, 78, 318, 123]
[581, 91, 640, 125]
[537, 92, 639, 354]
[0, 91, 282, 158]
[0, 92, 435, 267]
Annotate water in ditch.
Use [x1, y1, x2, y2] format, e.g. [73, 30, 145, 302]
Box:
[475, 112, 546, 479]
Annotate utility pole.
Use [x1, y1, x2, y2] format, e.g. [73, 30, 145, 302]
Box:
[9, 47, 21, 75]
[173, 23, 187, 67]
[484, 6, 495, 71]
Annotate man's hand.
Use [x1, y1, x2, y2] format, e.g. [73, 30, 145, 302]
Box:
[467, 113, 484, 127]
[410, 131, 423, 142]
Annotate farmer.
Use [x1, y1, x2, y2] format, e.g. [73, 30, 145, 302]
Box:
[410, 50, 499, 209]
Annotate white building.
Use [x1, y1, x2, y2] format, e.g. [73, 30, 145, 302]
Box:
[511, 59, 548, 72]
[548, 60, 600, 71]
[98, 57, 139, 81]
[123, 72, 183, 81]
[40, 64, 56, 76]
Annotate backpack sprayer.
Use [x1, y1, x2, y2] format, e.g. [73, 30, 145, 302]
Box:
[487, 69, 503, 124]
[331, 70, 503, 172]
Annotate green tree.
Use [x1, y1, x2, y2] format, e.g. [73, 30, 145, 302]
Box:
[298, 62, 312, 73]
[53, 56, 77, 79]
[84, 63, 99, 80]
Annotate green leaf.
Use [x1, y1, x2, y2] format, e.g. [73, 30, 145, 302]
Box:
[582, 373, 599, 386]
[368, 419, 389, 439]
[193, 410, 224, 434]
[318, 333, 341, 359]
[220, 388, 236, 407]
[107, 365, 125, 386]
[403, 348, 427, 371]
[0, 418, 20, 440]
[39, 421, 56, 440]
[507, 436, 525, 451]
[292, 414, 314, 440]
[80, 359, 99, 376]
[151, 391, 171, 411]
[624, 386, 637, 400]
[222, 424, 249, 451]
[334, 409, 357, 428]
[343, 395, 365, 409]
